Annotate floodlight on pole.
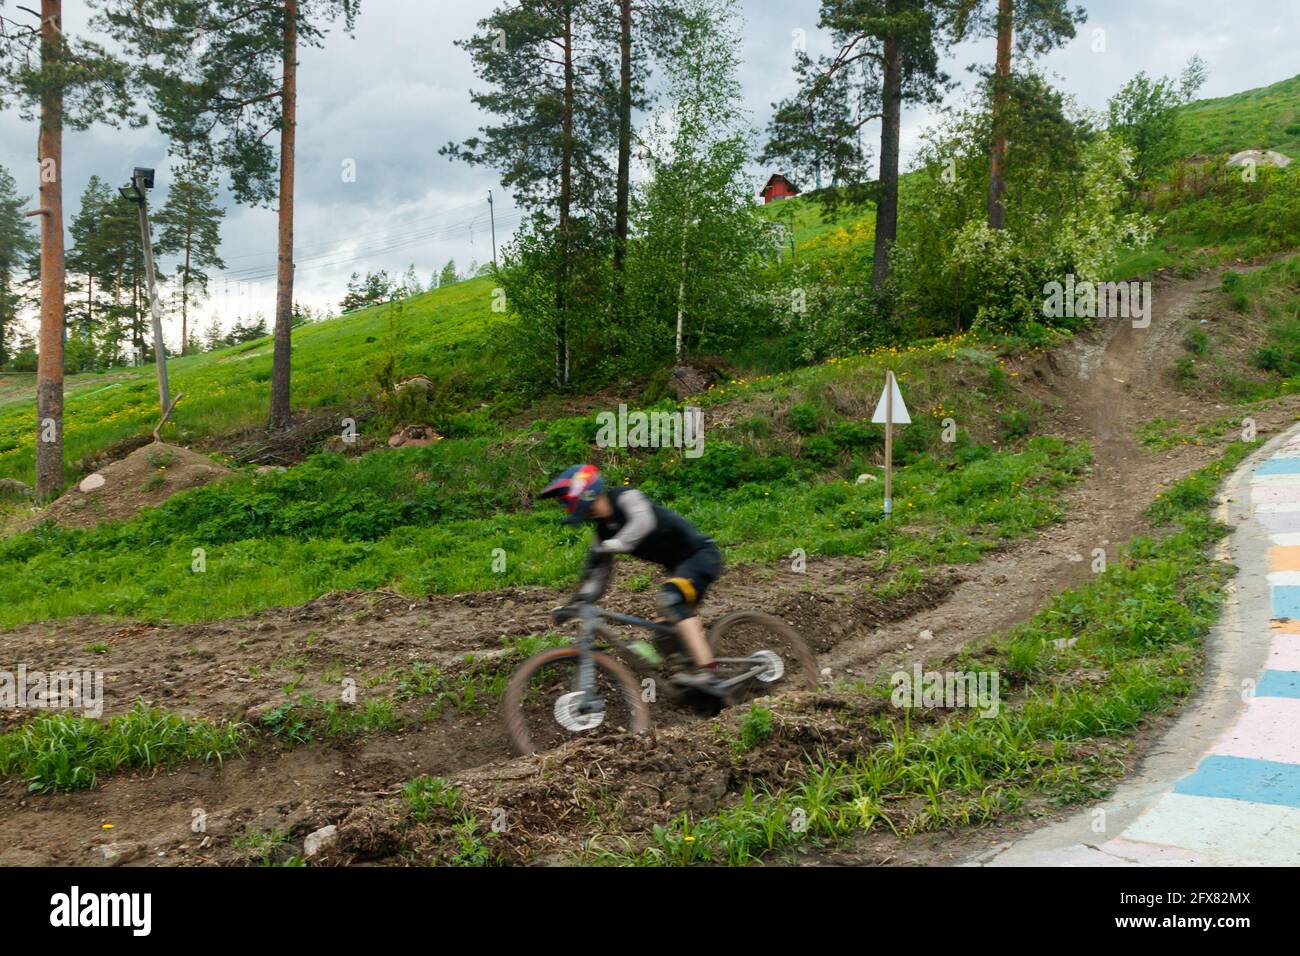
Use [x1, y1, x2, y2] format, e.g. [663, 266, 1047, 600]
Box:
[120, 166, 170, 418]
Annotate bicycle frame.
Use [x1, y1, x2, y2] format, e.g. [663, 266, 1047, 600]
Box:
[564, 604, 769, 704]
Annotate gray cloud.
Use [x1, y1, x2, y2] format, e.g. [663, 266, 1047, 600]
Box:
[2, 0, 1298, 341]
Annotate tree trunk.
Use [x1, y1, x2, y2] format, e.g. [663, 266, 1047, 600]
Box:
[34, 0, 66, 502]
[0, 279, 8, 367]
[182, 225, 193, 355]
[555, 3, 574, 389]
[612, 0, 632, 311]
[872, 34, 903, 289]
[675, 219, 688, 361]
[268, 0, 298, 429]
[987, 0, 1013, 230]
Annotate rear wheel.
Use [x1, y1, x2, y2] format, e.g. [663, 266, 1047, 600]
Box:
[502, 646, 650, 756]
[707, 611, 819, 702]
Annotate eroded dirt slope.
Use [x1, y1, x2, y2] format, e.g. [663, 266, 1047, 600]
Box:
[3, 263, 1298, 866]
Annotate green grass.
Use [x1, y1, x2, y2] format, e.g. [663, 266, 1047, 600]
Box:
[403, 775, 464, 821]
[757, 191, 877, 264]
[0, 337, 1086, 628]
[0, 277, 504, 487]
[1175, 73, 1300, 158]
[583, 440, 1254, 866]
[0, 701, 248, 792]
[258, 693, 402, 743]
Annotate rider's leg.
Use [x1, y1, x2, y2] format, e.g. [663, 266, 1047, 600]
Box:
[660, 547, 721, 669]
[676, 615, 714, 668]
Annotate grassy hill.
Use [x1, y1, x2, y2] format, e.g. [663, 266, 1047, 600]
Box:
[0, 276, 502, 485]
[4, 71, 1299, 494]
[758, 193, 876, 263]
[0, 333, 1083, 626]
[1177, 73, 1300, 158]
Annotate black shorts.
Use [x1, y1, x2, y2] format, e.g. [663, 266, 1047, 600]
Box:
[658, 542, 723, 621]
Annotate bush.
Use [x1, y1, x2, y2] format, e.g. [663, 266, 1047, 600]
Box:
[802, 434, 839, 469]
[1254, 345, 1299, 376]
[787, 402, 821, 435]
[999, 410, 1033, 441]
[1184, 327, 1209, 356]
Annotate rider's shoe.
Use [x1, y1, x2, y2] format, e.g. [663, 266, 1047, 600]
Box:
[670, 667, 729, 698]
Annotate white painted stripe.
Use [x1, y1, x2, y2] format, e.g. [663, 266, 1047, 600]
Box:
[1267, 571, 1300, 587]
[1122, 792, 1300, 865]
[1209, 696, 1300, 765]
[1269, 533, 1300, 547]
[1255, 503, 1300, 514]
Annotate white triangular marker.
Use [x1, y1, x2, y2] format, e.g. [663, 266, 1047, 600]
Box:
[871, 375, 910, 425]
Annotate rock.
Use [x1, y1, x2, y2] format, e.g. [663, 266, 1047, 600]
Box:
[388, 425, 441, 448]
[243, 700, 281, 722]
[99, 842, 143, 866]
[303, 824, 339, 860]
[393, 376, 434, 396]
[79, 473, 106, 493]
[1226, 148, 1291, 169]
[0, 478, 33, 501]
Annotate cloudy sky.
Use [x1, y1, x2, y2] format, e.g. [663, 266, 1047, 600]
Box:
[1, 0, 1297, 343]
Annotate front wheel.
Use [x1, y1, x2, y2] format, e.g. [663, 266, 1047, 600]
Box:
[502, 646, 650, 756]
[707, 611, 820, 701]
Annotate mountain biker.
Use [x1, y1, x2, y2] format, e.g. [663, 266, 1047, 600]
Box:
[540, 464, 726, 696]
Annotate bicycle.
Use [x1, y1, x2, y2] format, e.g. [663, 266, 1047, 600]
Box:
[502, 598, 819, 756]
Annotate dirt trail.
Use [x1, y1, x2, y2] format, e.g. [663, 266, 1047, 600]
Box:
[822, 266, 1299, 678]
[3, 264, 1298, 866]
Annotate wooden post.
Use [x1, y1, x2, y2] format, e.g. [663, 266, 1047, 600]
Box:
[884, 370, 894, 518]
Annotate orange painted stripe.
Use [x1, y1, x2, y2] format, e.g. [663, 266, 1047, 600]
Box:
[1271, 620, 1300, 634]
[1271, 546, 1300, 572]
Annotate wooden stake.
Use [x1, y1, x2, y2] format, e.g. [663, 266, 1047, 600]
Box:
[153, 392, 185, 443]
[884, 370, 894, 518]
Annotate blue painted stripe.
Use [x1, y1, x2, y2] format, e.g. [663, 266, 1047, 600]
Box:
[1271, 586, 1300, 619]
[1257, 670, 1300, 699]
[1257, 459, 1300, 476]
[1174, 755, 1300, 809]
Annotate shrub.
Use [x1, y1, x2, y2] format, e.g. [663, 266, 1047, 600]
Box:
[1184, 327, 1209, 356]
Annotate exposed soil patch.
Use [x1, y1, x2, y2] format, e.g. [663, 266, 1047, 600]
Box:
[14, 442, 230, 532]
[3, 261, 1299, 866]
[201, 408, 379, 465]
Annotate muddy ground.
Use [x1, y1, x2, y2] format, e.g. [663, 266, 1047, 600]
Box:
[2, 263, 1298, 866]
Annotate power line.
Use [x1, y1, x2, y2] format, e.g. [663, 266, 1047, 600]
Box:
[216, 210, 525, 283]
[216, 196, 489, 264]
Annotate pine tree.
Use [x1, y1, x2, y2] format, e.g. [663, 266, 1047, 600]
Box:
[155, 157, 226, 355]
[96, 0, 361, 428]
[442, 0, 619, 387]
[763, 0, 950, 289]
[0, 163, 38, 368]
[203, 315, 225, 352]
[1, 0, 140, 499]
[949, 0, 1084, 229]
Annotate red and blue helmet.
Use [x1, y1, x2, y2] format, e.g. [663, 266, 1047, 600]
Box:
[540, 464, 606, 525]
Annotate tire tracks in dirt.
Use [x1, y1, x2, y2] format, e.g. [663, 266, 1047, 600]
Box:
[3, 263, 1299, 865]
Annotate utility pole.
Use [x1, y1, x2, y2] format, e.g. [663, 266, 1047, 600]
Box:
[487, 189, 498, 270]
[121, 167, 171, 417]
